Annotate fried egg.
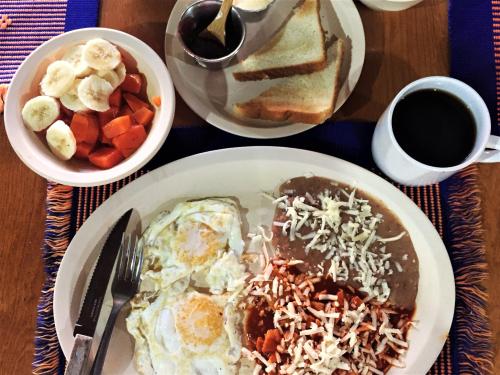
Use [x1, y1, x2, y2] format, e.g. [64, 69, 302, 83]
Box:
[138, 198, 245, 294]
[126, 291, 242, 375]
[127, 198, 249, 374]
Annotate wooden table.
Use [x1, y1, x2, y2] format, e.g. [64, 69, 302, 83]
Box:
[0, 0, 498, 373]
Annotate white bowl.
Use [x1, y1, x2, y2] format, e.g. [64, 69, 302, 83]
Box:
[358, 0, 423, 11]
[4, 28, 176, 187]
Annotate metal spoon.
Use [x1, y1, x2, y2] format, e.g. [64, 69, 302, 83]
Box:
[200, 0, 234, 46]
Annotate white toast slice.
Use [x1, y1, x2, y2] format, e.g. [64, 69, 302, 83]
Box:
[233, 0, 327, 81]
[233, 39, 345, 125]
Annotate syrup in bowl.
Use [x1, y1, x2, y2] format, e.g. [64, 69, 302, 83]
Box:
[178, 0, 245, 62]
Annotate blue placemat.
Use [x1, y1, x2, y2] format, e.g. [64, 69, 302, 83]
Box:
[449, 0, 498, 136]
[0, 0, 100, 373]
[63, 122, 488, 375]
[0, 0, 99, 85]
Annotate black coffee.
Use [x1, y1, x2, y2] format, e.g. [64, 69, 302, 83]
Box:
[392, 89, 476, 168]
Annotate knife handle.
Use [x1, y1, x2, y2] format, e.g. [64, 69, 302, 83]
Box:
[65, 334, 92, 375]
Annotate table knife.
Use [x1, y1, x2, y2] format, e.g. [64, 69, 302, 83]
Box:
[65, 209, 133, 375]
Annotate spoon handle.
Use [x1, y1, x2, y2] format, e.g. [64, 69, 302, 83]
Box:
[217, 0, 234, 20]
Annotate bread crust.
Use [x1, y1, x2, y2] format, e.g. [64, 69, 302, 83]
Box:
[328, 38, 345, 120]
[233, 59, 327, 81]
[234, 101, 333, 124]
[233, 0, 327, 82]
[234, 40, 346, 125]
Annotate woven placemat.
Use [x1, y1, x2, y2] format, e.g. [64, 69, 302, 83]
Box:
[37, 122, 493, 374]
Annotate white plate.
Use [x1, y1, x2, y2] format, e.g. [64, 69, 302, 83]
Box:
[54, 147, 454, 374]
[164, 0, 365, 139]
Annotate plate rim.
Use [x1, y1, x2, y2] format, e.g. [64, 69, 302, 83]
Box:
[164, 0, 366, 139]
[54, 146, 455, 374]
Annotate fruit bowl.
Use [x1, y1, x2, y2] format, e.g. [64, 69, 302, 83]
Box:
[4, 27, 175, 187]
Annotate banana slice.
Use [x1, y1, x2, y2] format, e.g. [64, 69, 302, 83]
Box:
[60, 79, 89, 112]
[114, 62, 126, 86]
[77, 74, 114, 112]
[46, 120, 76, 160]
[21, 96, 60, 131]
[82, 38, 121, 71]
[40, 60, 76, 98]
[97, 69, 120, 89]
[62, 45, 93, 78]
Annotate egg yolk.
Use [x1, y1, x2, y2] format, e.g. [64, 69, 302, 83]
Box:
[173, 222, 225, 267]
[175, 295, 223, 347]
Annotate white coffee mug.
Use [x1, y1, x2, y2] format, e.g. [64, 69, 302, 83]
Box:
[358, 0, 423, 12]
[372, 76, 500, 186]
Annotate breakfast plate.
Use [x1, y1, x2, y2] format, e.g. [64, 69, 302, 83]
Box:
[54, 147, 454, 374]
[164, 0, 365, 139]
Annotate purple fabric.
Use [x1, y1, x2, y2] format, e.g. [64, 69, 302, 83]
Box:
[449, 0, 498, 135]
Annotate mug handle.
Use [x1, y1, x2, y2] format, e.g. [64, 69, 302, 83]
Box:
[479, 135, 500, 163]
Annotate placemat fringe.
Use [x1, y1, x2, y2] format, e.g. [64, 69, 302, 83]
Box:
[33, 183, 73, 375]
[30, 126, 495, 374]
[445, 165, 494, 374]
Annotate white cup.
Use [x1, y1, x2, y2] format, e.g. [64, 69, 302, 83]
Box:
[358, 0, 423, 12]
[372, 76, 500, 186]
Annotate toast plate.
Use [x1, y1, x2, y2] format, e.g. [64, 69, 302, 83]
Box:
[54, 147, 454, 374]
[164, 0, 365, 139]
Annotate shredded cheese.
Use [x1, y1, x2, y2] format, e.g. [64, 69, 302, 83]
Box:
[241, 258, 412, 375]
[272, 186, 411, 304]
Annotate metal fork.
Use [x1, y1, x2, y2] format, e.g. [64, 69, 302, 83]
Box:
[90, 234, 143, 375]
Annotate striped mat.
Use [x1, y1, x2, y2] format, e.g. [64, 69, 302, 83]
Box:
[0, 0, 99, 85]
[0, 0, 98, 373]
[37, 121, 493, 375]
[0, 0, 495, 374]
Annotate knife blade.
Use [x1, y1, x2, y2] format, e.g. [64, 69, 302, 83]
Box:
[65, 209, 133, 375]
[74, 208, 133, 337]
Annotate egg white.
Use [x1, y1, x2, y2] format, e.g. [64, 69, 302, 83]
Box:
[127, 291, 242, 375]
[138, 198, 245, 294]
[127, 198, 249, 374]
